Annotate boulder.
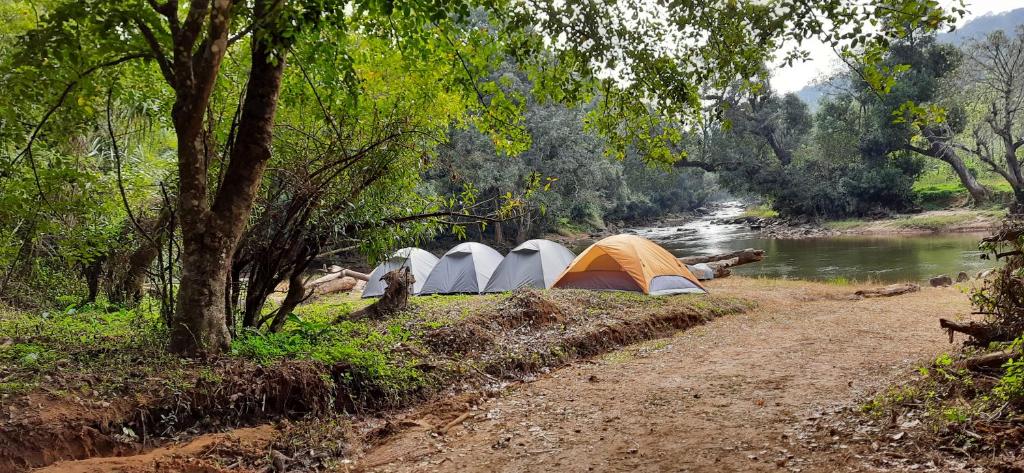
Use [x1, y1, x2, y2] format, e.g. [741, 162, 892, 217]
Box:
[977, 268, 995, 280]
[956, 271, 969, 283]
[929, 275, 953, 287]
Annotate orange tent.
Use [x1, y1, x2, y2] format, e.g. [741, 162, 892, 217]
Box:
[553, 234, 706, 295]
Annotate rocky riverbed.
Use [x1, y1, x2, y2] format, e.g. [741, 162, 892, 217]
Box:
[711, 215, 839, 239]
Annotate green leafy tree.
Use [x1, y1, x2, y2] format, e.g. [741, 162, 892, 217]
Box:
[4, 0, 965, 355]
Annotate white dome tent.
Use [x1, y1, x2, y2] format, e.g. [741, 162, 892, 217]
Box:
[483, 239, 575, 293]
[361, 247, 440, 298]
[419, 242, 504, 295]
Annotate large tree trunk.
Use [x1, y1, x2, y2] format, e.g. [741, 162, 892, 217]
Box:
[169, 14, 286, 356]
[946, 153, 991, 205]
[918, 130, 990, 204]
[172, 245, 233, 354]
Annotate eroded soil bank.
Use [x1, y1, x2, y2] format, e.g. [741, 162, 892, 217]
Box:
[1, 289, 749, 472]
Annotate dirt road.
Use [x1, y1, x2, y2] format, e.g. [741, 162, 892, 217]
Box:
[355, 278, 973, 472]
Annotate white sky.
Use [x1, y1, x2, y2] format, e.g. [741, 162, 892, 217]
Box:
[773, 0, 1024, 93]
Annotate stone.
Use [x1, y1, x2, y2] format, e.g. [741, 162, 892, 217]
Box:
[929, 275, 953, 287]
[956, 271, 969, 283]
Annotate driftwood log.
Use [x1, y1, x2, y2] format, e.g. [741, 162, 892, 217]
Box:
[344, 268, 413, 321]
[854, 283, 920, 299]
[679, 248, 765, 265]
[303, 268, 370, 298]
[939, 318, 1016, 346]
[681, 249, 765, 278]
[956, 350, 1015, 371]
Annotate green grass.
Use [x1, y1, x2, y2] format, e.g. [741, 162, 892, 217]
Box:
[740, 204, 779, 219]
[824, 209, 1005, 232]
[913, 170, 1016, 209]
[894, 209, 1005, 231]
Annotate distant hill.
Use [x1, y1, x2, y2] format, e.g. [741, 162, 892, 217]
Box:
[791, 7, 1024, 110]
[945, 8, 1024, 45]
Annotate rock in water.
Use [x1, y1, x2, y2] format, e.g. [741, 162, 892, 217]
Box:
[956, 271, 969, 283]
[930, 275, 953, 287]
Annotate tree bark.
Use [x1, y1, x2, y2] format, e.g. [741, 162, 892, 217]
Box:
[81, 258, 104, 304]
[346, 268, 412, 321]
[915, 130, 990, 204]
[169, 9, 286, 355]
[108, 206, 172, 306]
[269, 262, 309, 332]
[945, 152, 991, 205]
[957, 350, 1014, 372]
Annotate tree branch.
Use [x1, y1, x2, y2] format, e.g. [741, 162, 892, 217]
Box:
[13, 52, 151, 168]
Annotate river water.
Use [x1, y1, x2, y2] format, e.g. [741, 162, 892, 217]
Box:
[623, 201, 990, 283]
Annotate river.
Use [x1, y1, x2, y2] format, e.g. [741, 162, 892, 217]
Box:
[623, 201, 990, 283]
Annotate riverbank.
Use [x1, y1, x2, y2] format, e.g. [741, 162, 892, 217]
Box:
[21, 277, 978, 472]
[0, 289, 749, 472]
[825, 208, 1005, 235]
[711, 207, 1004, 239]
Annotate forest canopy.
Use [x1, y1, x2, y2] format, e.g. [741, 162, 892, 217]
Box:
[0, 0, 973, 355]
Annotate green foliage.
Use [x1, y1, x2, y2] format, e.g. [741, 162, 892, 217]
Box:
[231, 313, 426, 398]
[0, 301, 173, 395]
[740, 204, 779, 219]
[994, 356, 1024, 403]
[913, 182, 965, 209]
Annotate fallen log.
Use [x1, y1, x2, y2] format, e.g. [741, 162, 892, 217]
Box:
[306, 268, 369, 288]
[679, 248, 764, 266]
[854, 283, 920, 299]
[704, 258, 739, 278]
[956, 350, 1015, 371]
[939, 318, 1012, 346]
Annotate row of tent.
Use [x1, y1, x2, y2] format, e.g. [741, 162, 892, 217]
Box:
[363, 234, 706, 298]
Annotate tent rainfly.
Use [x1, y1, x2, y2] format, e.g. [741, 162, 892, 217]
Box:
[419, 242, 504, 295]
[483, 239, 576, 292]
[361, 248, 440, 298]
[553, 234, 706, 295]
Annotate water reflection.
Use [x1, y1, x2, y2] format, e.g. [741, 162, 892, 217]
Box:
[618, 202, 989, 283]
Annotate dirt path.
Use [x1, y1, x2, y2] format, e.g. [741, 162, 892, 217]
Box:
[354, 278, 973, 472]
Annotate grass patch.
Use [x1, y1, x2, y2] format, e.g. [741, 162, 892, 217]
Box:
[741, 204, 779, 219]
[823, 209, 1005, 232]
[913, 182, 966, 210]
[891, 210, 1005, 231]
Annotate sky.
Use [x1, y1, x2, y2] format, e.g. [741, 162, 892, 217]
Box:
[773, 0, 1024, 93]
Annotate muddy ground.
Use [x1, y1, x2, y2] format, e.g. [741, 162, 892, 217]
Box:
[34, 277, 974, 472]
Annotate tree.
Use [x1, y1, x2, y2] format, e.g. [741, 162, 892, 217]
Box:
[863, 36, 991, 203]
[7, 0, 966, 355]
[709, 82, 813, 167]
[951, 27, 1024, 205]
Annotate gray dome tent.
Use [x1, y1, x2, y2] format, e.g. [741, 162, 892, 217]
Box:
[361, 248, 440, 298]
[419, 242, 504, 295]
[483, 239, 575, 293]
